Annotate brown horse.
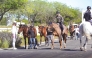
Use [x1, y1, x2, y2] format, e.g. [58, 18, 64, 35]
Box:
[38, 26, 47, 45]
[18, 24, 37, 49]
[69, 24, 75, 39]
[48, 23, 68, 49]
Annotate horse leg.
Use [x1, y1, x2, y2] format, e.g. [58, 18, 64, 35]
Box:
[83, 37, 88, 51]
[70, 32, 73, 40]
[80, 35, 83, 51]
[59, 36, 62, 49]
[40, 36, 42, 45]
[71, 32, 74, 40]
[24, 37, 27, 49]
[28, 37, 30, 48]
[44, 34, 48, 46]
[80, 38, 83, 51]
[63, 34, 67, 48]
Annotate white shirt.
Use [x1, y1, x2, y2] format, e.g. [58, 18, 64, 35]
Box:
[75, 27, 79, 33]
[11, 25, 17, 35]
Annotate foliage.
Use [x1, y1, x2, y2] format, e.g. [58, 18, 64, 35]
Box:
[22, 19, 29, 24]
[0, 39, 9, 48]
[16, 19, 29, 24]
[0, 18, 7, 25]
[0, 0, 82, 25]
[0, 0, 28, 21]
[23, 0, 81, 25]
[0, 32, 21, 48]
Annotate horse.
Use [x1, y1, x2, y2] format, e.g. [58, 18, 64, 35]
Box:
[47, 23, 68, 49]
[79, 21, 92, 51]
[38, 25, 58, 46]
[38, 26, 47, 45]
[69, 24, 75, 39]
[18, 24, 38, 49]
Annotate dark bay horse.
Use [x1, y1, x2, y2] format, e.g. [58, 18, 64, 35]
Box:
[38, 26, 47, 45]
[18, 24, 37, 49]
[47, 23, 68, 49]
[69, 24, 75, 39]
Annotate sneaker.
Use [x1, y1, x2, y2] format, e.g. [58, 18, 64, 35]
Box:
[13, 48, 17, 50]
[30, 47, 33, 49]
[34, 47, 37, 49]
[35, 45, 38, 49]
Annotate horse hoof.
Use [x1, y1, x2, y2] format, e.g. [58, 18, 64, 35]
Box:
[84, 49, 87, 52]
[80, 47, 84, 51]
[51, 46, 54, 49]
[64, 46, 66, 48]
[64, 44, 66, 48]
[45, 44, 49, 46]
[51, 47, 53, 49]
[84, 48, 87, 51]
[60, 47, 62, 49]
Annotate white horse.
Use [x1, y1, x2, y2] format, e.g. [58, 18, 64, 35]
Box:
[79, 21, 92, 51]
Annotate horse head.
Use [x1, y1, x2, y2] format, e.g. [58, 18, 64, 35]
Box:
[18, 24, 28, 34]
[18, 24, 24, 34]
[38, 26, 47, 37]
[38, 26, 43, 33]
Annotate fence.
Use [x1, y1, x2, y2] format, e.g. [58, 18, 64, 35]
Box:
[0, 26, 40, 35]
[0, 28, 11, 32]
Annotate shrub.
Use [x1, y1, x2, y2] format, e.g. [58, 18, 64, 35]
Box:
[0, 32, 22, 48]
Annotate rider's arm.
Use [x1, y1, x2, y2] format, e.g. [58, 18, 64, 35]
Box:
[89, 10, 92, 19]
[83, 12, 86, 22]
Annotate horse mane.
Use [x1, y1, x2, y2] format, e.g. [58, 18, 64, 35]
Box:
[19, 24, 28, 28]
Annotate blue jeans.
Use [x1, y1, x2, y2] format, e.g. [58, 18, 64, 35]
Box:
[47, 35, 53, 46]
[30, 38, 36, 48]
[75, 33, 80, 40]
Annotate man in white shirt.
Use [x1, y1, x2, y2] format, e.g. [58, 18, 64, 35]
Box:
[11, 21, 17, 50]
[75, 26, 80, 40]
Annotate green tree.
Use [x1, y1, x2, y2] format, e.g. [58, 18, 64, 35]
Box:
[0, 0, 28, 21]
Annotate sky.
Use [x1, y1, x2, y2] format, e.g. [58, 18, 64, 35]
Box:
[47, 0, 92, 10]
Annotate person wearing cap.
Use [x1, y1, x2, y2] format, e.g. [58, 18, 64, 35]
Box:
[56, 11, 64, 33]
[84, 6, 92, 23]
[11, 21, 17, 50]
